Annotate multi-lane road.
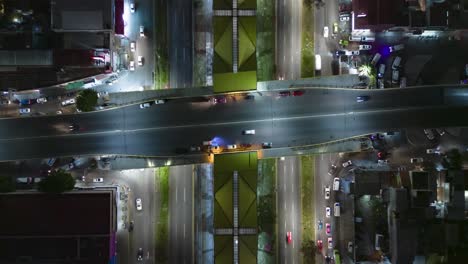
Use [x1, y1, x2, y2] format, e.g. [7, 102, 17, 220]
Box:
[169, 165, 194, 264]
[0, 86, 467, 160]
[277, 156, 301, 264]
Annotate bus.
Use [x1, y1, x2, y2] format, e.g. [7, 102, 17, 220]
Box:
[333, 249, 341, 264]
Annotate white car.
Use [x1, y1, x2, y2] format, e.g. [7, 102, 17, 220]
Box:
[61, 98, 76, 106]
[139, 102, 151, 109]
[129, 61, 135, 71]
[359, 44, 372, 50]
[328, 237, 333, 249]
[333, 177, 340, 191]
[348, 241, 353, 253]
[139, 26, 145, 37]
[56, 110, 63, 115]
[426, 148, 440, 154]
[342, 160, 352, 167]
[324, 186, 330, 199]
[315, 54, 321, 71]
[339, 15, 350, 21]
[323, 26, 329, 38]
[130, 41, 136, 52]
[243, 129, 255, 135]
[19, 108, 30, 114]
[98, 91, 109, 98]
[154, 99, 165, 104]
[135, 198, 142, 211]
[410, 157, 424, 163]
[93, 178, 103, 183]
[325, 207, 331, 218]
[389, 44, 405, 53]
[227, 144, 237, 150]
[36, 97, 47, 104]
[138, 56, 144, 66]
[130, 3, 135, 13]
[345, 50, 360, 56]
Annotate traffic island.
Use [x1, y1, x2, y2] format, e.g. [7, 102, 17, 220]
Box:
[155, 167, 169, 263]
[300, 155, 316, 264]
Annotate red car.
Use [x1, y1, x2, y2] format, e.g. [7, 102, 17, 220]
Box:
[293, 90, 304, 96]
[286, 231, 292, 244]
[326, 223, 331, 235]
[212, 96, 227, 104]
[317, 239, 323, 251]
[279, 91, 291, 97]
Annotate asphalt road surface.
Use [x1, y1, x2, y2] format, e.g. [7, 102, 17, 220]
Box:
[277, 156, 301, 264]
[168, 0, 193, 88]
[169, 165, 194, 264]
[0, 86, 467, 160]
[276, 0, 302, 80]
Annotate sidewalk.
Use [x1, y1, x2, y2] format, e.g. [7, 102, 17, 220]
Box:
[257, 74, 361, 91]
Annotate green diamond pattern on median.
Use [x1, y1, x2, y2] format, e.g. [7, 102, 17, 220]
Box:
[214, 19, 233, 67]
[215, 177, 233, 227]
[239, 176, 256, 227]
[238, 21, 255, 68]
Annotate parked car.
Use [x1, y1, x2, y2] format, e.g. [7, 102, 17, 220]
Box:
[359, 44, 372, 50]
[333, 22, 338, 34]
[135, 198, 143, 211]
[93, 178, 103, 183]
[333, 177, 340, 191]
[130, 61, 135, 71]
[279, 91, 291, 97]
[324, 186, 331, 199]
[426, 148, 440, 154]
[334, 202, 341, 216]
[19, 108, 31, 114]
[377, 64, 386, 78]
[154, 99, 166, 104]
[227, 144, 237, 150]
[293, 90, 304, 96]
[410, 157, 424, 163]
[348, 241, 353, 253]
[399, 76, 407, 88]
[345, 50, 360, 56]
[138, 56, 144, 66]
[130, 2, 135, 13]
[139, 102, 151, 109]
[423, 129, 435, 140]
[130, 41, 136, 52]
[61, 98, 76, 106]
[339, 14, 350, 21]
[139, 26, 145, 37]
[36, 97, 47, 104]
[435, 128, 445, 136]
[326, 223, 331, 235]
[328, 237, 333, 249]
[392, 69, 400, 84]
[392, 56, 402, 69]
[389, 44, 405, 53]
[326, 207, 331, 217]
[342, 160, 352, 167]
[371, 53, 381, 65]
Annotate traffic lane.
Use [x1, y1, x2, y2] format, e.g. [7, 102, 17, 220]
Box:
[1, 105, 468, 161]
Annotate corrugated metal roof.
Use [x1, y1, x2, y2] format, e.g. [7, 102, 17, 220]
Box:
[0, 50, 53, 66]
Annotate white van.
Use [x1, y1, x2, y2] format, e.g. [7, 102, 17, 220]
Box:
[333, 177, 340, 191]
[315, 55, 322, 71]
[371, 53, 381, 65]
[334, 202, 341, 217]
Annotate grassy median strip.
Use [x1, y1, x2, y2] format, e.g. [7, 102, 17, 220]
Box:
[301, 0, 315, 78]
[256, 0, 276, 82]
[154, 0, 169, 89]
[155, 167, 169, 263]
[301, 155, 315, 264]
[257, 158, 277, 264]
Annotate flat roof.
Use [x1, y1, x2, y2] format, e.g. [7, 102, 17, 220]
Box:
[51, 0, 112, 31]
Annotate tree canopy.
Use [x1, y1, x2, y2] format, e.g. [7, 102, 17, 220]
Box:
[76, 89, 98, 112]
[0, 176, 15, 193]
[38, 169, 75, 194]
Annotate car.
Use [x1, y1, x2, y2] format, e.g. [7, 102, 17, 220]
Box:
[400, 76, 407, 88]
[154, 99, 166, 104]
[333, 177, 340, 191]
[130, 2, 135, 13]
[345, 50, 360, 56]
[348, 241, 353, 253]
[326, 207, 331, 217]
[129, 61, 135, 71]
[139, 102, 151, 109]
[262, 142, 272, 149]
[130, 41, 136, 52]
[333, 22, 338, 34]
[98, 91, 109, 98]
[392, 69, 400, 84]
[328, 237, 333, 249]
[286, 231, 292, 244]
[318, 220, 323, 230]
[135, 198, 142, 211]
[392, 56, 402, 69]
[227, 144, 237, 150]
[435, 128, 445, 136]
[139, 26, 145, 37]
[324, 185, 330, 199]
[105, 76, 118, 85]
[61, 98, 76, 106]
[334, 202, 341, 216]
[56, 110, 63, 115]
[426, 148, 440, 154]
[93, 178, 103, 183]
[377, 151, 386, 159]
[137, 247, 143, 261]
[315, 54, 322, 71]
[279, 91, 291, 97]
[389, 44, 405, 53]
[326, 223, 331, 235]
[325, 255, 332, 263]
[377, 64, 386, 78]
[378, 78, 385, 89]
[190, 146, 201, 152]
[129, 221, 134, 232]
[378, 159, 389, 165]
[36, 97, 47, 104]
[356, 95, 370, 103]
[317, 239, 323, 251]
[328, 164, 337, 175]
[335, 50, 346, 57]
[339, 14, 350, 21]
[293, 90, 304, 96]
[342, 160, 352, 167]
[69, 123, 80, 131]
[19, 108, 30, 114]
[323, 26, 329, 38]
[212, 96, 227, 104]
[138, 56, 144, 66]
[243, 129, 255, 135]
[359, 44, 372, 50]
[423, 129, 435, 140]
[371, 53, 382, 65]
[410, 157, 424, 163]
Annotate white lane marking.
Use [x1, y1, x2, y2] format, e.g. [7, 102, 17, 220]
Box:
[291, 183, 294, 193]
[284, 220, 286, 229]
[176, 186, 178, 202]
[184, 223, 186, 238]
[184, 187, 186, 202]
[321, 154, 324, 160]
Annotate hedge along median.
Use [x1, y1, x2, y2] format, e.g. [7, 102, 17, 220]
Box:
[301, 0, 315, 78]
[155, 167, 169, 263]
[256, 0, 276, 82]
[154, 0, 169, 89]
[301, 155, 315, 264]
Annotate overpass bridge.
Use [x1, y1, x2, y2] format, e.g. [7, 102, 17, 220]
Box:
[0, 84, 467, 161]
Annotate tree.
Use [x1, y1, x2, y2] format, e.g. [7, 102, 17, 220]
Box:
[301, 239, 316, 264]
[38, 169, 75, 194]
[76, 89, 98, 112]
[442, 149, 462, 170]
[0, 176, 15, 193]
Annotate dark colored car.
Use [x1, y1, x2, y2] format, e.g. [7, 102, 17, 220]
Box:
[356, 95, 370, 103]
[212, 96, 227, 104]
[278, 91, 291, 97]
[293, 90, 304, 96]
[69, 123, 80, 132]
[137, 248, 143, 261]
[328, 164, 337, 176]
[262, 142, 273, 149]
[245, 94, 255, 100]
[129, 221, 134, 232]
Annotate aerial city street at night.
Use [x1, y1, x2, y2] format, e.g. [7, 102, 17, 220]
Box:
[1, 0, 468, 264]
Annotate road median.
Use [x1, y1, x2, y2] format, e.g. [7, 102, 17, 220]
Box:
[155, 167, 169, 263]
[301, 155, 315, 264]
